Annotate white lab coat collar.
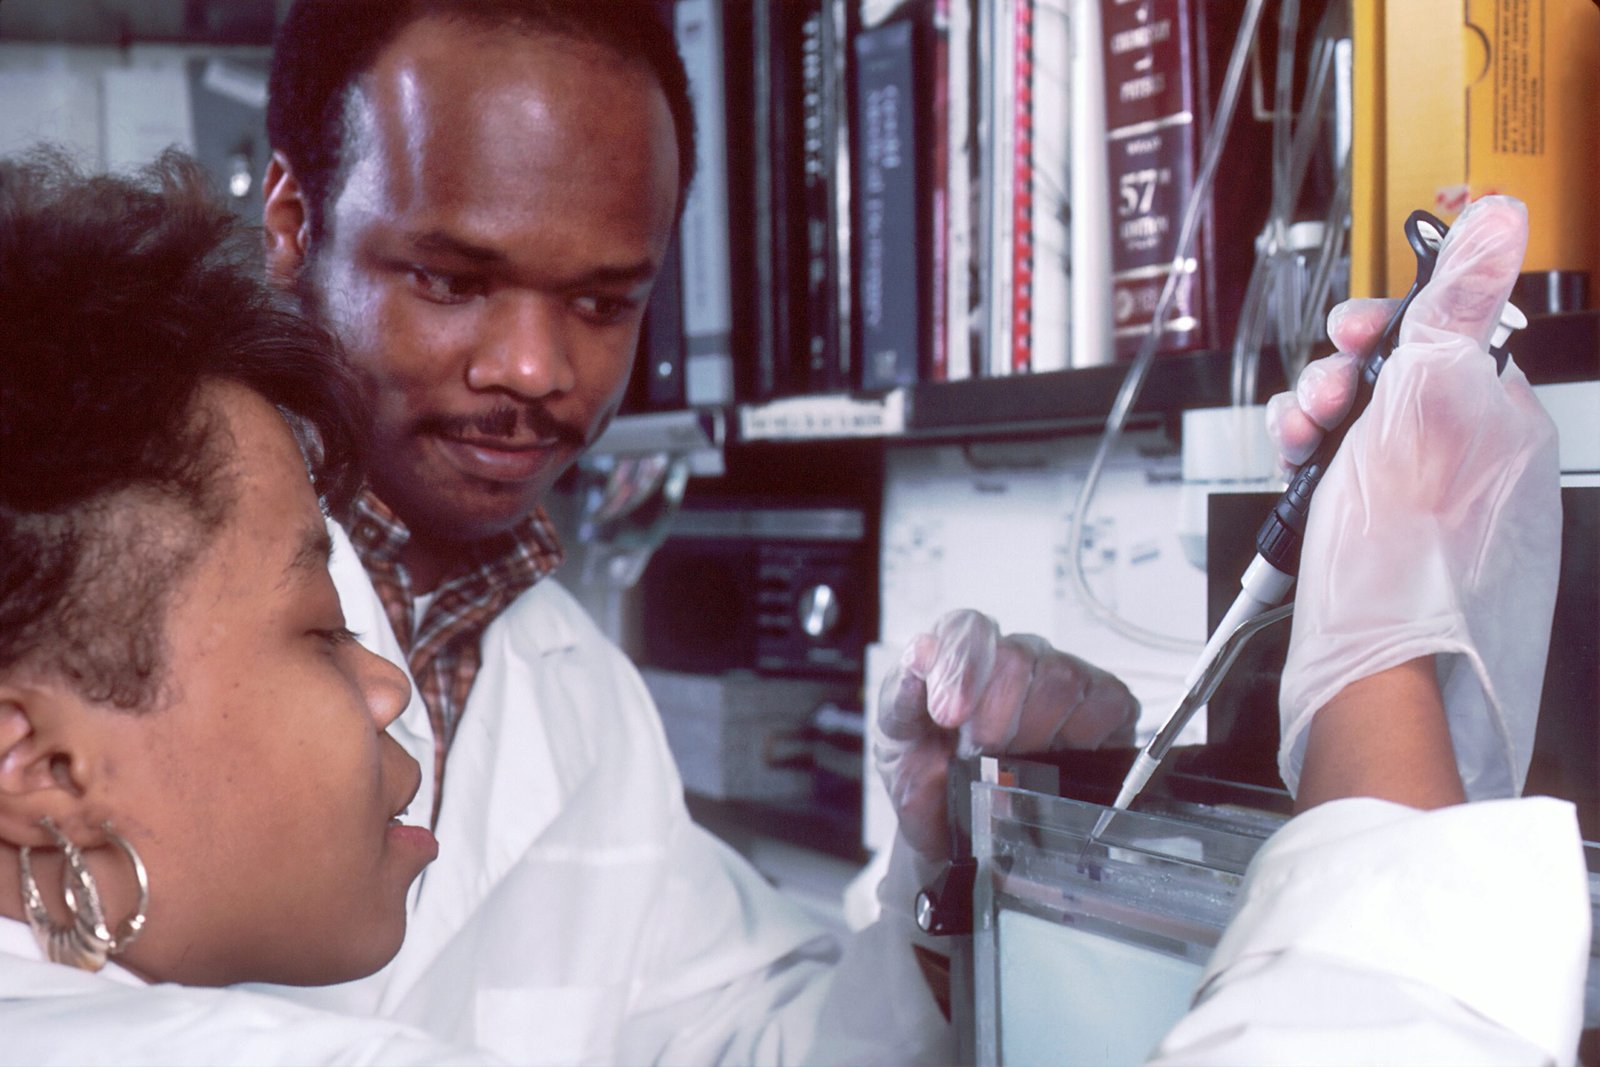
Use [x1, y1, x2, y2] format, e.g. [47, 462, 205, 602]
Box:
[393, 582, 594, 995]
[322, 522, 605, 1014]
[306, 520, 929, 1065]
[326, 521, 585, 838]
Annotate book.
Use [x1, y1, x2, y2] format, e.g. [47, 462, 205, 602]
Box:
[929, 0, 952, 383]
[1352, 0, 1600, 302]
[1099, 0, 1205, 358]
[1027, 0, 1072, 373]
[979, 0, 1020, 377]
[853, 15, 926, 391]
[674, 0, 736, 405]
[717, 0, 777, 405]
[1068, 0, 1115, 368]
[1099, 0, 1272, 360]
[942, 0, 977, 381]
[641, 229, 687, 410]
[753, 0, 818, 400]
[798, 0, 856, 393]
[1007, 0, 1034, 376]
[977, 0, 1073, 377]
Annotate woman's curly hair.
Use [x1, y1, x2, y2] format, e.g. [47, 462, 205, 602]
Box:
[0, 147, 366, 709]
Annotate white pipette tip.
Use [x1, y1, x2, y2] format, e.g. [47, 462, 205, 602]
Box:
[1491, 300, 1527, 353]
[1111, 751, 1161, 813]
[1079, 751, 1161, 865]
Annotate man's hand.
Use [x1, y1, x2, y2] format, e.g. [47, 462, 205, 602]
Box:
[1264, 195, 1562, 801]
[874, 610, 1137, 858]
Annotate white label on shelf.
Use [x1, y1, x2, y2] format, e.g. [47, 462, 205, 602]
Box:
[739, 390, 907, 440]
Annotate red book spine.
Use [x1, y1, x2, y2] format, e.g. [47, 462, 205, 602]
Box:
[1011, 0, 1034, 373]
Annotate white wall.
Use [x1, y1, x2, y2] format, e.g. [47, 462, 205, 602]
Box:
[862, 426, 1214, 852]
[0, 41, 269, 214]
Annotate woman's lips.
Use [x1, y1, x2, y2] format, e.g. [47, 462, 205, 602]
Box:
[387, 820, 440, 862]
[432, 435, 556, 483]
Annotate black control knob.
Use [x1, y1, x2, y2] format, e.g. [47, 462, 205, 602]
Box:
[796, 583, 841, 639]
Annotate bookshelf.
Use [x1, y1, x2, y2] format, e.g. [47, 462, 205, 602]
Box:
[628, 0, 1361, 420]
[602, 307, 1600, 455]
[602, 0, 1600, 861]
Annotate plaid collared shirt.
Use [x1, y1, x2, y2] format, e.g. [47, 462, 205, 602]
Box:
[345, 490, 564, 824]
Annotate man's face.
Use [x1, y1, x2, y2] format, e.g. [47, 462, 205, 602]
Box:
[274, 19, 680, 551]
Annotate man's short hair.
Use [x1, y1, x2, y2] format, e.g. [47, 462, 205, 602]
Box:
[266, 0, 696, 245]
[0, 147, 365, 710]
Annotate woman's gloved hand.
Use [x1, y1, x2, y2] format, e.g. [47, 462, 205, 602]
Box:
[874, 609, 1137, 857]
[1265, 195, 1562, 801]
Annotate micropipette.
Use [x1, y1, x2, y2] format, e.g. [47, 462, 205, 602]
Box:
[1080, 208, 1527, 858]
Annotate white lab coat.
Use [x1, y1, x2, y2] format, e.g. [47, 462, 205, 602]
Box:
[0, 918, 497, 1066]
[256, 523, 953, 1066]
[1151, 795, 1590, 1065]
[0, 797, 1582, 1065]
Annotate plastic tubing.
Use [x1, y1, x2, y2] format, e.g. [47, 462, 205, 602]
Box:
[1233, 11, 1342, 406]
[1065, 0, 1270, 653]
[1230, 235, 1276, 408]
[1286, 151, 1352, 378]
[1270, 0, 1302, 230]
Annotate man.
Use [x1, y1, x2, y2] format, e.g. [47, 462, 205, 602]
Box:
[257, 3, 1133, 1063]
[256, 4, 1582, 1062]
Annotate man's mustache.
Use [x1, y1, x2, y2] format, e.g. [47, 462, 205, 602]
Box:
[420, 405, 586, 447]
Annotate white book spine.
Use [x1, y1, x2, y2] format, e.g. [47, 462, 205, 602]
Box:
[981, 0, 1017, 378]
[1069, 0, 1115, 367]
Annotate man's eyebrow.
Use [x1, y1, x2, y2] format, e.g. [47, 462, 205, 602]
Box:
[407, 231, 507, 265]
[282, 524, 334, 586]
[576, 259, 658, 287]
[405, 231, 657, 286]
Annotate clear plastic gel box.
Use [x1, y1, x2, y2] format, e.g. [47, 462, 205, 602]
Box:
[972, 775, 1600, 1065]
[971, 779, 1283, 1067]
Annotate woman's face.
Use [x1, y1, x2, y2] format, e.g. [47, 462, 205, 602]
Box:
[79, 382, 435, 986]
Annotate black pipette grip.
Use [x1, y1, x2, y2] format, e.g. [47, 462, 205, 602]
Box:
[1255, 363, 1377, 574]
[1254, 210, 1448, 576]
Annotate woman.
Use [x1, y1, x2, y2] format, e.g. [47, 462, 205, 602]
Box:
[0, 149, 492, 1064]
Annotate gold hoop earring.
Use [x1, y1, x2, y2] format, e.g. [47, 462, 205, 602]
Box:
[18, 818, 149, 972]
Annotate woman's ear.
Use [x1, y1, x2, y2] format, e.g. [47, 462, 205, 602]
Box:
[262, 150, 312, 287]
[0, 684, 94, 847]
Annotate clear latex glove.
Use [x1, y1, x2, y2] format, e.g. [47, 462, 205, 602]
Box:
[874, 609, 1137, 857]
[1265, 195, 1562, 800]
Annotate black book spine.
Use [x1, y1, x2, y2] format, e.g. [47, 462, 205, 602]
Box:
[643, 228, 686, 409]
[765, 0, 811, 399]
[720, 0, 761, 403]
[854, 16, 925, 391]
[800, 0, 845, 393]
